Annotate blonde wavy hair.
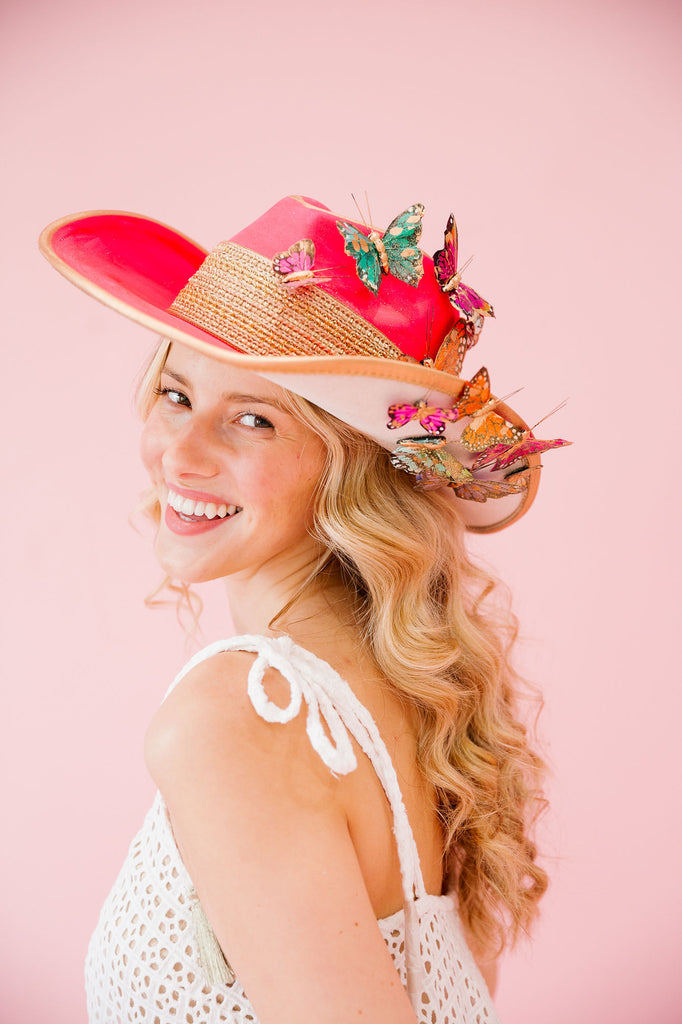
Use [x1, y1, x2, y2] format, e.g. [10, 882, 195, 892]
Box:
[138, 339, 548, 955]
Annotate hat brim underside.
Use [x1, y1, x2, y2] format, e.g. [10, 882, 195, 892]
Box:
[39, 210, 541, 533]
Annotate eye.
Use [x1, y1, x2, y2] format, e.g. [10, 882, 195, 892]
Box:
[153, 386, 191, 407]
[236, 411, 274, 429]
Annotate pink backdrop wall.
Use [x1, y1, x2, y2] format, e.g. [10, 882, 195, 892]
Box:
[2, 0, 680, 1020]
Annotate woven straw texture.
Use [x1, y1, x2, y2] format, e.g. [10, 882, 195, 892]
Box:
[169, 243, 406, 360]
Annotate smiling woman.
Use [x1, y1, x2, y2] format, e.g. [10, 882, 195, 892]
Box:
[140, 344, 327, 589]
[39, 195, 561, 1024]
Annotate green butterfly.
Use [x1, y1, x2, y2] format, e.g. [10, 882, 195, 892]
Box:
[336, 204, 425, 295]
[390, 435, 473, 490]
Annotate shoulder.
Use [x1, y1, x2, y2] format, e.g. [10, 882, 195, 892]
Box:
[145, 647, 338, 806]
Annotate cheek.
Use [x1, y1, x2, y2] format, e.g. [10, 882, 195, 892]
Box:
[140, 417, 165, 479]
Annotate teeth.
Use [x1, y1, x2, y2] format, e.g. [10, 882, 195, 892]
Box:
[167, 489, 240, 520]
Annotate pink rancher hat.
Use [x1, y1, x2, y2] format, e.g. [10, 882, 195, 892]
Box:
[39, 195, 550, 532]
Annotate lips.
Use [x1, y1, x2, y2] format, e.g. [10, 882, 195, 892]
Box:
[167, 488, 240, 520]
[164, 487, 242, 536]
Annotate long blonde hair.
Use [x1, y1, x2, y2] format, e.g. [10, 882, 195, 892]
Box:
[138, 339, 548, 954]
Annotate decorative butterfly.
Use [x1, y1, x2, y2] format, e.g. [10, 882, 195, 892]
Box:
[387, 399, 460, 434]
[453, 366, 493, 417]
[272, 239, 321, 289]
[452, 473, 531, 503]
[461, 412, 524, 453]
[433, 214, 494, 318]
[431, 313, 485, 378]
[471, 401, 572, 469]
[390, 436, 472, 490]
[336, 204, 425, 296]
[450, 366, 523, 452]
[472, 435, 571, 471]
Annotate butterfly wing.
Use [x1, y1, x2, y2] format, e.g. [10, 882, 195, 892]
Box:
[395, 435, 449, 450]
[381, 204, 425, 288]
[391, 437, 471, 487]
[272, 239, 316, 277]
[433, 315, 485, 377]
[387, 403, 422, 429]
[471, 441, 515, 471]
[449, 282, 495, 319]
[454, 367, 491, 417]
[477, 436, 572, 470]
[453, 474, 530, 502]
[433, 213, 458, 290]
[417, 410, 454, 434]
[461, 413, 524, 452]
[336, 221, 382, 295]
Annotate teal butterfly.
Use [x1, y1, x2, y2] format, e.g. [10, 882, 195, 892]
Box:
[336, 204, 425, 295]
[390, 436, 473, 490]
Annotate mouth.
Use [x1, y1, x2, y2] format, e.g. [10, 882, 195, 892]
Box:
[167, 488, 242, 523]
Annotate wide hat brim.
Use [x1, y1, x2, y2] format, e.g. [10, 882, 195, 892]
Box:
[39, 202, 541, 532]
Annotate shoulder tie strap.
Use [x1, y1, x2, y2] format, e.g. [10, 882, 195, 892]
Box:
[167, 634, 428, 902]
[167, 633, 429, 1006]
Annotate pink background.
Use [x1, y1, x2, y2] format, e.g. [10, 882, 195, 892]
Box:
[2, 0, 681, 1020]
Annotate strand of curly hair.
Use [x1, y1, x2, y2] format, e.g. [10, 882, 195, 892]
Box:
[279, 390, 549, 956]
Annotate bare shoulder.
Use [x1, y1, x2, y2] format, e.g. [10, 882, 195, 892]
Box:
[143, 647, 417, 1023]
[145, 649, 337, 808]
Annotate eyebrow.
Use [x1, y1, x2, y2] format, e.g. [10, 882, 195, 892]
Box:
[162, 369, 287, 410]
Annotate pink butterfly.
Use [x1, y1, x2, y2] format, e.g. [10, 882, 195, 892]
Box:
[471, 403, 572, 470]
[272, 239, 323, 289]
[387, 399, 460, 434]
[433, 215, 495, 319]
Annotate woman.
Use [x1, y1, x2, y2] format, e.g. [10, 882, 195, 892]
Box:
[40, 195, 557, 1024]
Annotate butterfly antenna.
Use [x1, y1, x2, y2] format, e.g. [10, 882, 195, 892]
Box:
[530, 399, 569, 432]
[351, 192, 370, 229]
[459, 254, 474, 275]
[425, 308, 434, 360]
[364, 189, 375, 231]
[494, 386, 524, 406]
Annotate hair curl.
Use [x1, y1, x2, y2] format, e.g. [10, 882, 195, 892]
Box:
[138, 338, 548, 954]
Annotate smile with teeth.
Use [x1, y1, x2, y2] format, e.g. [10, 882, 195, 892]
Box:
[167, 489, 242, 521]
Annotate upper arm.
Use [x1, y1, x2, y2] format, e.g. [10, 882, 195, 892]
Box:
[145, 652, 417, 1024]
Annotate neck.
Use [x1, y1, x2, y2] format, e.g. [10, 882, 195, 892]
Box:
[222, 556, 357, 644]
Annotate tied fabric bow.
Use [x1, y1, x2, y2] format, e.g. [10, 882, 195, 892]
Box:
[246, 637, 357, 775]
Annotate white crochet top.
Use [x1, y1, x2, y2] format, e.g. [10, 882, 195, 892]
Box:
[85, 635, 499, 1024]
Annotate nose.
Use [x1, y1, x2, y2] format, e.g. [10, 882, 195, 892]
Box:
[161, 415, 224, 484]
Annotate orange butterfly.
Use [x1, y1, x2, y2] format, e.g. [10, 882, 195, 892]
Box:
[454, 366, 492, 417]
[432, 314, 484, 378]
[454, 367, 524, 453]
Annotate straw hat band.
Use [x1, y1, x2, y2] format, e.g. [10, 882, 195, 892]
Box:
[168, 242, 405, 361]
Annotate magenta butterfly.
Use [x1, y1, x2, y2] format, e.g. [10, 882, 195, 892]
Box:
[433, 215, 494, 319]
[272, 239, 319, 289]
[472, 436, 571, 471]
[387, 399, 460, 434]
[471, 402, 572, 470]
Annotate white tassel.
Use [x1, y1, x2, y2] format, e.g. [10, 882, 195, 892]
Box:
[403, 895, 423, 1014]
[189, 889, 236, 986]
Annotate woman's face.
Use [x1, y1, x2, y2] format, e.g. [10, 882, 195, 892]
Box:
[140, 344, 327, 585]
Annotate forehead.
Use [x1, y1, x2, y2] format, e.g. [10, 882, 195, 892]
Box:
[163, 342, 292, 406]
